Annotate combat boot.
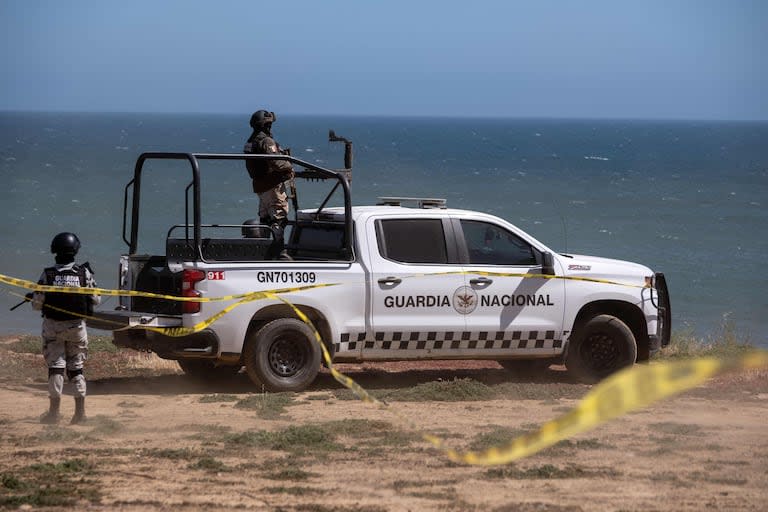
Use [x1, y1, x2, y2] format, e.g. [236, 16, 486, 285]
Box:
[40, 397, 61, 424]
[269, 220, 293, 261]
[70, 397, 86, 425]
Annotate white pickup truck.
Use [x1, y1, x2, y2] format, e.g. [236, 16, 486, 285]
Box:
[93, 139, 670, 391]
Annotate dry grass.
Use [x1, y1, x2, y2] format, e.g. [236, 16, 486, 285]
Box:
[0, 329, 765, 512]
[660, 315, 756, 360]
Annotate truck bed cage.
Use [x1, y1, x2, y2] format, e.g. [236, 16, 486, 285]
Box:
[123, 152, 353, 260]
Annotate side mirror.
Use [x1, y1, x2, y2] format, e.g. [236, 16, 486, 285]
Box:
[541, 252, 555, 276]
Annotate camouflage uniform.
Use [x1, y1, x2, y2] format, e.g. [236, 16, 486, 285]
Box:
[244, 111, 295, 260]
[33, 261, 99, 424]
[244, 131, 294, 222]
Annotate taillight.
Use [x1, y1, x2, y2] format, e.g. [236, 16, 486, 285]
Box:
[117, 258, 129, 310]
[182, 269, 206, 314]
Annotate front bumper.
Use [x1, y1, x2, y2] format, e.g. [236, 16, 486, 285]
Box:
[654, 272, 672, 348]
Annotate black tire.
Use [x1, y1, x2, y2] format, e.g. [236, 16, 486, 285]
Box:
[178, 360, 242, 381]
[565, 314, 637, 383]
[243, 318, 321, 392]
[498, 358, 555, 375]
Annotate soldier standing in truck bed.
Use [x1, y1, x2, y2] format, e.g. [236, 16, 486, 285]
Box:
[243, 110, 295, 260]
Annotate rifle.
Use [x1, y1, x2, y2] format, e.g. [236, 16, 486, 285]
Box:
[10, 293, 33, 311]
[281, 147, 300, 214]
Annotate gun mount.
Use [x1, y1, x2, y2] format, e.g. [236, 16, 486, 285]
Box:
[329, 130, 353, 182]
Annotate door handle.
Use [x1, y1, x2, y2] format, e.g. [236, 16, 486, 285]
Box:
[470, 277, 493, 286]
[378, 276, 402, 286]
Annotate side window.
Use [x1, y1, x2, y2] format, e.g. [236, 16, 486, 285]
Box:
[378, 219, 448, 264]
[461, 220, 536, 266]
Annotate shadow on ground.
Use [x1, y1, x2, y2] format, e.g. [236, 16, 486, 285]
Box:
[21, 362, 580, 396]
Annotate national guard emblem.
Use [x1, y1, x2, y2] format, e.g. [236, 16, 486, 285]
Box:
[452, 286, 478, 315]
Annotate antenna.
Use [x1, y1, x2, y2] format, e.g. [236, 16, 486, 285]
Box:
[550, 153, 568, 254]
[559, 206, 568, 254]
[550, 196, 568, 254]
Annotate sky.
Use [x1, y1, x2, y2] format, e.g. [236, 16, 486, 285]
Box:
[1, 0, 766, 120]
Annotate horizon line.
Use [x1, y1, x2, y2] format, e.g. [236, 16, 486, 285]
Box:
[1, 109, 767, 123]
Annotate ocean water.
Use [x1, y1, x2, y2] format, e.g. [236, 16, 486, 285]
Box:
[1, 112, 766, 347]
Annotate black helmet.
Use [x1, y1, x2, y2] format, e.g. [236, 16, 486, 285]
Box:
[51, 232, 81, 255]
[250, 110, 276, 129]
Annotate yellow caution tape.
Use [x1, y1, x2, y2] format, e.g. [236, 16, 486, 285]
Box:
[5, 269, 762, 467]
[0, 272, 335, 303]
[434, 351, 768, 465]
[2, 266, 646, 307]
[268, 292, 768, 465]
[402, 269, 648, 289]
[3, 274, 338, 337]
[138, 285, 331, 338]
[273, 294, 382, 406]
[473, 270, 648, 288]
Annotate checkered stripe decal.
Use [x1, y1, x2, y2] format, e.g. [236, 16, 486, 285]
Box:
[334, 330, 563, 354]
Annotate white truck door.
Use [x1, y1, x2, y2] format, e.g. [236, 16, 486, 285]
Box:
[363, 216, 467, 359]
[456, 218, 566, 357]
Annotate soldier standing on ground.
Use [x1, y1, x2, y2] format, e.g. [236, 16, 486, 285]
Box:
[33, 232, 100, 424]
[243, 110, 295, 260]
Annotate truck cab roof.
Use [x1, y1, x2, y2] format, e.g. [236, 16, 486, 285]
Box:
[300, 202, 497, 222]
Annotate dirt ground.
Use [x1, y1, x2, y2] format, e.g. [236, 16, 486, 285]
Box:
[0, 334, 766, 511]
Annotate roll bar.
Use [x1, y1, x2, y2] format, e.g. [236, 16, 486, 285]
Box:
[123, 152, 353, 260]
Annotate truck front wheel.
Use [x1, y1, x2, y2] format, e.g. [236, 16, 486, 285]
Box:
[565, 314, 637, 383]
[243, 318, 321, 392]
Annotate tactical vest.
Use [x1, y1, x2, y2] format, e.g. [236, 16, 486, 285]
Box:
[42, 265, 92, 321]
[244, 132, 270, 183]
[243, 132, 294, 193]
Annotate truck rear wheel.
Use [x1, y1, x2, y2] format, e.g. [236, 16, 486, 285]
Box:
[243, 318, 321, 392]
[565, 314, 637, 383]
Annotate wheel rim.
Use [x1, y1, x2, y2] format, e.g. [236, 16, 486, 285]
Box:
[267, 335, 307, 377]
[581, 332, 621, 374]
